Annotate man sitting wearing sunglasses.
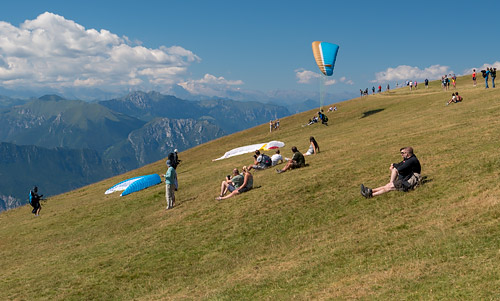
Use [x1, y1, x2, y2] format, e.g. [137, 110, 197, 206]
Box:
[360, 147, 421, 198]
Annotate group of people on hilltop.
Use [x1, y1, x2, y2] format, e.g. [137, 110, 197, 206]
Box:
[360, 85, 387, 96]
[478, 67, 497, 89]
[269, 119, 280, 132]
[441, 74, 457, 90]
[406, 80, 420, 91]
[216, 137, 320, 200]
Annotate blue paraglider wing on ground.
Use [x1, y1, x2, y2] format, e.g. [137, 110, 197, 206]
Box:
[105, 174, 162, 196]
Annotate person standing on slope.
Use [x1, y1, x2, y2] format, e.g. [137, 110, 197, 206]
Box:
[29, 186, 43, 216]
[483, 68, 490, 88]
[491, 67, 496, 88]
[164, 160, 177, 210]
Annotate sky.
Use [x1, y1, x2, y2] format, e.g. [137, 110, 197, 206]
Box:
[0, 0, 499, 103]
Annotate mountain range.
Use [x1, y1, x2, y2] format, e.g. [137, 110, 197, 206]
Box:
[0, 91, 290, 211]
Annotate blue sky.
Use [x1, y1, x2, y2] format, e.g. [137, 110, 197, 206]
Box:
[0, 0, 499, 102]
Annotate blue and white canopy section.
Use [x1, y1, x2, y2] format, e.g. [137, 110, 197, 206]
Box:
[105, 174, 162, 196]
[312, 41, 339, 76]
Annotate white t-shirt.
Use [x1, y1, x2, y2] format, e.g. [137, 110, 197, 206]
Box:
[271, 154, 283, 166]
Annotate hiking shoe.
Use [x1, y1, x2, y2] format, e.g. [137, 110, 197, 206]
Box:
[276, 169, 282, 174]
[360, 184, 367, 197]
[367, 188, 373, 198]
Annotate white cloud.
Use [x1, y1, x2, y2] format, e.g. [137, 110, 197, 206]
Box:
[324, 79, 337, 86]
[178, 74, 244, 96]
[374, 64, 451, 83]
[339, 76, 354, 85]
[295, 69, 321, 84]
[463, 61, 500, 74]
[296, 68, 352, 86]
[0, 12, 200, 92]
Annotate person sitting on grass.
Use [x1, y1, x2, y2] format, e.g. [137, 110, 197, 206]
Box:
[271, 149, 284, 166]
[219, 168, 244, 198]
[446, 93, 456, 105]
[303, 136, 320, 156]
[216, 166, 253, 200]
[276, 146, 306, 173]
[248, 150, 272, 171]
[360, 146, 421, 198]
[447, 92, 463, 105]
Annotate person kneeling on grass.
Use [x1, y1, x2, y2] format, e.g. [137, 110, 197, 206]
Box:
[276, 146, 306, 173]
[360, 146, 421, 198]
[216, 166, 253, 200]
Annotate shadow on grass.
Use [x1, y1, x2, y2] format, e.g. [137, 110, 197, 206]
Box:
[420, 176, 432, 185]
[361, 108, 384, 118]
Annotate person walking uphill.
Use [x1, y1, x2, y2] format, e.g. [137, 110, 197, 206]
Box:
[29, 186, 43, 216]
[164, 160, 177, 210]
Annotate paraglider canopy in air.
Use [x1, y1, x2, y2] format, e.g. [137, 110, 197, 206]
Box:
[312, 41, 339, 76]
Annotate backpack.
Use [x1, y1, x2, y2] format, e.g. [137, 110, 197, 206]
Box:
[29, 191, 34, 205]
[167, 152, 178, 169]
[261, 154, 272, 166]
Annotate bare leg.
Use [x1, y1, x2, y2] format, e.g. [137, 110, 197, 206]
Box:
[218, 190, 240, 200]
[390, 168, 399, 183]
[277, 161, 293, 173]
[369, 168, 398, 197]
[220, 181, 230, 196]
[372, 182, 396, 196]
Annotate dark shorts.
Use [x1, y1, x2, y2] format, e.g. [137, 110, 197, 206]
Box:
[31, 201, 40, 213]
[394, 173, 421, 191]
[290, 162, 304, 169]
[473, 77, 476, 80]
[252, 163, 268, 170]
[238, 186, 251, 193]
[228, 184, 237, 192]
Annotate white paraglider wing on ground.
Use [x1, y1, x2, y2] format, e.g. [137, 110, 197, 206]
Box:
[213, 141, 285, 161]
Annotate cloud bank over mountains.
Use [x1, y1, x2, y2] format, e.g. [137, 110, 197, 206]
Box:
[0, 12, 200, 95]
[373, 62, 500, 83]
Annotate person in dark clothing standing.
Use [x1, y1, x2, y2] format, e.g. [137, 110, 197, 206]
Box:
[29, 186, 43, 216]
[360, 147, 421, 198]
[491, 67, 496, 88]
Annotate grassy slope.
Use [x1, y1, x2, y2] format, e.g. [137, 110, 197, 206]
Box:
[1, 76, 499, 300]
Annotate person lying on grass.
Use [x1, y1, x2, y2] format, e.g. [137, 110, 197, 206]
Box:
[216, 166, 253, 200]
[360, 146, 421, 198]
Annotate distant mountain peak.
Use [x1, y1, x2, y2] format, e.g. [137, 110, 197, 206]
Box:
[39, 94, 65, 101]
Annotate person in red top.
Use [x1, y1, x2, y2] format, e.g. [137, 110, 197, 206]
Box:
[472, 69, 477, 86]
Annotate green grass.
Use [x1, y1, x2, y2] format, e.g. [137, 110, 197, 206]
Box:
[1, 76, 500, 300]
